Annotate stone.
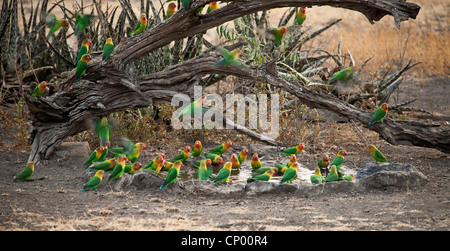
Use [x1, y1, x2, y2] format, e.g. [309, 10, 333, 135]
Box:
[245, 181, 277, 193]
[51, 141, 91, 169]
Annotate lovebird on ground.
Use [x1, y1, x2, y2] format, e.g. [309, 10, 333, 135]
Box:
[126, 142, 147, 163]
[131, 13, 147, 36]
[317, 154, 330, 177]
[102, 38, 115, 61]
[279, 162, 299, 186]
[14, 161, 35, 182]
[287, 154, 298, 167]
[230, 153, 240, 169]
[166, 3, 176, 19]
[310, 167, 325, 185]
[160, 161, 173, 172]
[87, 158, 117, 173]
[43, 12, 69, 39]
[275, 163, 288, 174]
[215, 48, 247, 68]
[237, 149, 248, 164]
[124, 162, 143, 175]
[278, 143, 305, 156]
[251, 166, 278, 175]
[81, 170, 105, 192]
[85, 147, 106, 169]
[340, 173, 355, 182]
[198, 159, 212, 180]
[107, 155, 128, 183]
[326, 165, 339, 182]
[208, 141, 232, 155]
[181, 0, 190, 13]
[77, 39, 92, 63]
[212, 162, 232, 184]
[160, 161, 183, 189]
[207, 2, 219, 13]
[294, 7, 306, 26]
[75, 54, 92, 81]
[247, 170, 275, 183]
[368, 103, 389, 125]
[367, 144, 389, 163]
[176, 97, 208, 119]
[330, 150, 347, 170]
[32, 81, 48, 97]
[267, 26, 287, 47]
[250, 153, 261, 170]
[327, 66, 355, 84]
[192, 141, 203, 157]
[74, 13, 95, 36]
[193, 153, 223, 166]
[145, 155, 165, 173]
[171, 146, 191, 162]
[144, 153, 166, 170]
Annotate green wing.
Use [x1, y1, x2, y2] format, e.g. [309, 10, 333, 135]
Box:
[278, 147, 296, 155]
[209, 145, 224, 154]
[330, 156, 344, 169]
[160, 167, 179, 189]
[213, 168, 230, 183]
[368, 108, 387, 125]
[108, 164, 124, 181]
[82, 176, 101, 191]
[75, 60, 88, 76]
[102, 44, 114, 60]
[310, 174, 325, 185]
[14, 167, 33, 182]
[77, 45, 88, 62]
[279, 168, 297, 185]
[374, 149, 389, 162]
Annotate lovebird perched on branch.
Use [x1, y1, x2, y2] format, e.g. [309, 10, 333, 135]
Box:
[207, 2, 219, 13]
[107, 155, 128, 183]
[251, 153, 261, 170]
[310, 167, 325, 185]
[81, 170, 104, 192]
[14, 161, 35, 182]
[131, 13, 147, 36]
[166, 3, 176, 19]
[171, 146, 191, 162]
[198, 159, 212, 180]
[181, 0, 191, 13]
[43, 12, 69, 39]
[160, 161, 183, 189]
[85, 147, 106, 169]
[267, 26, 287, 47]
[212, 162, 232, 184]
[247, 170, 275, 183]
[367, 145, 389, 163]
[278, 143, 305, 156]
[208, 141, 233, 155]
[327, 66, 355, 84]
[192, 141, 203, 157]
[74, 13, 95, 36]
[75, 54, 92, 81]
[215, 48, 247, 68]
[102, 38, 115, 61]
[77, 39, 92, 63]
[294, 7, 306, 26]
[368, 103, 389, 125]
[279, 162, 299, 186]
[32, 81, 48, 97]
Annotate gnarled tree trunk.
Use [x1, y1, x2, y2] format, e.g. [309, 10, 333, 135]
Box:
[24, 0, 434, 165]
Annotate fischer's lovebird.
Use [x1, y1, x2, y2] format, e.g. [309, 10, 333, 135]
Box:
[368, 103, 389, 125]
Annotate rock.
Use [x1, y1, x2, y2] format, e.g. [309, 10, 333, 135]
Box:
[245, 181, 277, 193]
[356, 162, 427, 190]
[129, 170, 165, 190]
[248, 144, 281, 159]
[301, 181, 361, 196]
[52, 142, 91, 169]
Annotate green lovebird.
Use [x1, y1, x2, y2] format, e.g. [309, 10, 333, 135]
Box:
[131, 13, 147, 36]
[368, 103, 389, 125]
[367, 144, 389, 163]
[330, 150, 347, 170]
[247, 170, 275, 183]
[310, 167, 325, 185]
[207, 2, 219, 13]
[107, 155, 129, 183]
[175, 96, 208, 119]
[87, 158, 117, 173]
[166, 2, 176, 19]
[124, 162, 143, 175]
[317, 154, 330, 177]
[251, 167, 278, 176]
[267, 26, 287, 47]
[43, 12, 69, 39]
[212, 162, 232, 184]
[198, 159, 212, 180]
[340, 174, 354, 182]
[14, 161, 35, 182]
[279, 162, 299, 186]
[215, 48, 247, 68]
[181, 0, 191, 13]
[160, 161, 183, 189]
[237, 149, 248, 164]
[294, 7, 306, 26]
[102, 38, 115, 61]
[85, 147, 106, 169]
[74, 13, 95, 36]
[171, 146, 191, 162]
[275, 163, 288, 174]
[75, 54, 92, 81]
[111, 139, 147, 163]
[81, 170, 105, 192]
[94, 117, 111, 161]
[192, 140, 203, 157]
[287, 154, 298, 167]
[32, 81, 48, 97]
[77, 39, 92, 63]
[208, 141, 233, 155]
[326, 165, 339, 182]
[327, 66, 355, 84]
[230, 153, 240, 169]
[192, 153, 223, 167]
[250, 153, 261, 171]
[278, 143, 305, 156]
[145, 156, 166, 174]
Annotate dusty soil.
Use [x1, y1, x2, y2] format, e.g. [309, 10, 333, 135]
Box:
[1, 76, 449, 231]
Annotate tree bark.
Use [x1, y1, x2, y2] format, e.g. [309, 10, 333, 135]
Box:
[25, 0, 427, 163]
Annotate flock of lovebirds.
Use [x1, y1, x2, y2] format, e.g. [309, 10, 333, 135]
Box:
[14, 102, 390, 192]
